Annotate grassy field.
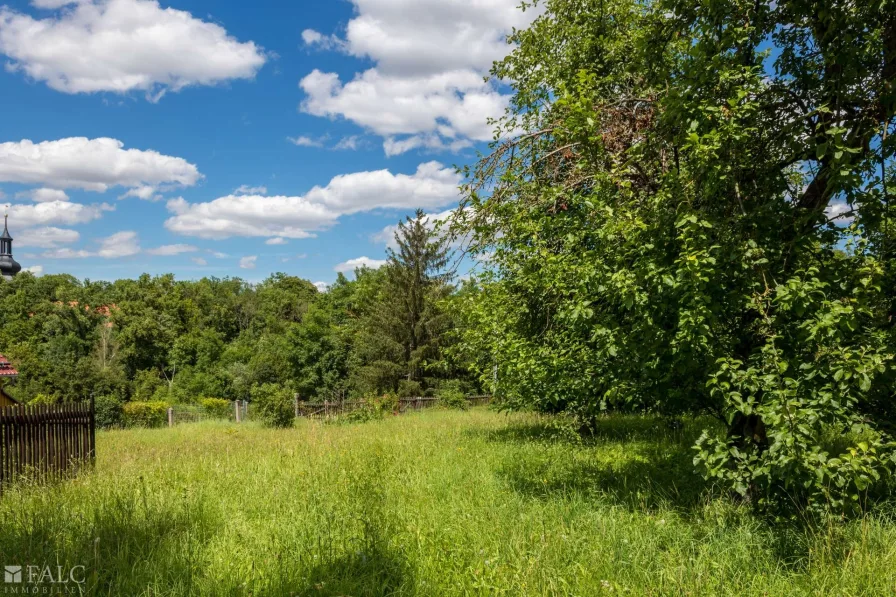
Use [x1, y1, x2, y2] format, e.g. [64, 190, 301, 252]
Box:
[1, 409, 895, 596]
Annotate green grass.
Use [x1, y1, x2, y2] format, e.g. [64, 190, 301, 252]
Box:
[1, 409, 895, 596]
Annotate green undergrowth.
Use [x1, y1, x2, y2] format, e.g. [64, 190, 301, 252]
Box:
[0, 410, 894, 595]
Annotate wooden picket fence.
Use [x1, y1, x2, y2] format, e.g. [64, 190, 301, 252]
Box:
[465, 395, 493, 407]
[0, 400, 95, 494]
[295, 395, 493, 420]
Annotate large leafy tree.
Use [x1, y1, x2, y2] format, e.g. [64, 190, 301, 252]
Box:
[454, 0, 896, 513]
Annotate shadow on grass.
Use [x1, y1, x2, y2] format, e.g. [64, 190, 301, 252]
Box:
[480, 413, 716, 445]
[498, 440, 710, 512]
[0, 488, 220, 595]
[295, 527, 414, 597]
[477, 414, 718, 513]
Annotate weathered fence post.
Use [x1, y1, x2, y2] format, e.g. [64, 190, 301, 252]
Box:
[167, 407, 174, 428]
[89, 395, 96, 466]
[234, 400, 241, 424]
[294, 394, 299, 418]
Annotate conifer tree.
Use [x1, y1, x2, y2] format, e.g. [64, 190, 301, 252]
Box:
[356, 210, 453, 390]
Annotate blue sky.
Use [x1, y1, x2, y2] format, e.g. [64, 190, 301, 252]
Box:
[0, 0, 535, 287]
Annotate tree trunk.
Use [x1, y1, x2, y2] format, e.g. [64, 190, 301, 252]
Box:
[727, 412, 768, 503]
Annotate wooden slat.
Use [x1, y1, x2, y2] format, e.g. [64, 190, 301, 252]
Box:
[0, 400, 96, 495]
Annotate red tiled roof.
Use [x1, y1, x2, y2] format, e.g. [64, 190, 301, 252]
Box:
[0, 354, 18, 377]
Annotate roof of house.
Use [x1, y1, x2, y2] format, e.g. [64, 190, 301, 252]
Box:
[0, 354, 18, 377]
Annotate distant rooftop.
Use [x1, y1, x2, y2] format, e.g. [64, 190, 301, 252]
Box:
[0, 354, 18, 377]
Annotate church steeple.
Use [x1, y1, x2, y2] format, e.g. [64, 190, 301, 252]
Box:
[0, 214, 22, 280]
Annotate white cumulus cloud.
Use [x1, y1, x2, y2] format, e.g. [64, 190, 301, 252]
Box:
[97, 230, 140, 258]
[118, 185, 162, 201]
[334, 135, 363, 151]
[6, 200, 113, 228]
[164, 161, 461, 240]
[0, 0, 267, 100]
[0, 137, 201, 193]
[42, 230, 141, 259]
[146, 243, 198, 256]
[287, 135, 325, 148]
[41, 248, 90, 259]
[334, 256, 387, 273]
[16, 226, 80, 249]
[298, 0, 538, 155]
[302, 28, 342, 51]
[234, 185, 267, 195]
[16, 188, 69, 202]
[825, 202, 854, 224]
[239, 255, 257, 270]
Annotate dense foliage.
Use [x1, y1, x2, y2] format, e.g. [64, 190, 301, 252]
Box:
[121, 401, 169, 429]
[453, 0, 896, 514]
[0, 212, 476, 414]
[250, 383, 296, 428]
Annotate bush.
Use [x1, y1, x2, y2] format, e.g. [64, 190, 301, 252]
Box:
[337, 393, 399, 424]
[397, 380, 423, 398]
[28, 393, 58, 406]
[95, 394, 123, 428]
[121, 401, 169, 428]
[437, 387, 468, 411]
[200, 398, 232, 420]
[250, 384, 294, 428]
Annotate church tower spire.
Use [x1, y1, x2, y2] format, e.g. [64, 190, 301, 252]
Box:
[0, 214, 22, 280]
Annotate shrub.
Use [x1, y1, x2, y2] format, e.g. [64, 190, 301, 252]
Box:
[200, 398, 232, 420]
[121, 401, 169, 428]
[338, 393, 399, 424]
[28, 393, 58, 406]
[397, 380, 423, 398]
[94, 394, 123, 428]
[250, 384, 294, 428]
[437, 387, 468, 411]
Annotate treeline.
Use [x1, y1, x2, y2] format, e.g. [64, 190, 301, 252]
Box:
[0, 211, 479, 409]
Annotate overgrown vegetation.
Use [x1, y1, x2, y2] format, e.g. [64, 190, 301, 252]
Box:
[250, 383, 295, 428]
[199, 397, 231, 419]
[120, 401, 168, 429]
[452, 0, 896, 516]
[0, 211, 477, 416]
[1, 410, 894, 596]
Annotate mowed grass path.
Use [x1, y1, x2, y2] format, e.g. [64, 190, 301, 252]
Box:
[1, 409, 895, 596]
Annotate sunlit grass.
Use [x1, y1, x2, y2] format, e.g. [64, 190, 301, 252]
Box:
[1, 409, 894, 595]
